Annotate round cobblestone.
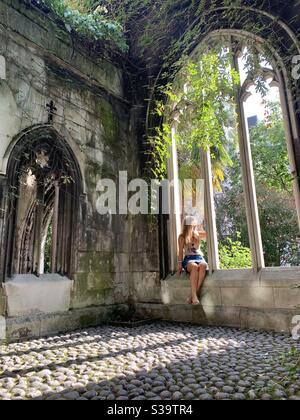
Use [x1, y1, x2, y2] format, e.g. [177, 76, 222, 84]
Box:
[0, 323, 298, 400]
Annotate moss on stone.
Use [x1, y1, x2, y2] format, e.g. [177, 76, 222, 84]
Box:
[97, 99, 121, 151]
[79, 314, 98, 329]
[72, 267, 116, 309]
[78, 252, 116, 274]
[0, 290, 6, 316]
[85, 161, 117, 191]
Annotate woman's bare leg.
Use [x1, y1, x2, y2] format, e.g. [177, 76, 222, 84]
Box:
[187, 263, 200, 304]
[197, 262, 208, 293]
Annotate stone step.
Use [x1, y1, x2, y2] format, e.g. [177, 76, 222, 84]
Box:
[135, 302, 298, 333]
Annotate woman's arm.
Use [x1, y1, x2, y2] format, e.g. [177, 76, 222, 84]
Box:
[196, 223, 207, 241]
[199, 230, 207, 241]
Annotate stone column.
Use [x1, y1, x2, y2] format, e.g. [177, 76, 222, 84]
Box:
[0, 175, 8, 282]
[276, 72, 300, 228]
[166, 126, 182, 272]
[201, 149, 220, 272]
[51, 180, 59, 273]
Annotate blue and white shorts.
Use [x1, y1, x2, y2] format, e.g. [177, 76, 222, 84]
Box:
[183, 255, 206, 271]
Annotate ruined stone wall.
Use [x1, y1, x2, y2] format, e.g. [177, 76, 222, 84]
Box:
[0, 0, 160, 329]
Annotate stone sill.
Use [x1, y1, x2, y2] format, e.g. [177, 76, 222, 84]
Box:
[164, 267, 300, 288]
[107, 318, 160, 328]
[1, 304, 129, 343]
[3, 274, 73, 317]
[161, 267, 300, 310]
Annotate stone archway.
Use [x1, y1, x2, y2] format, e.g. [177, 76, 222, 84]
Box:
[140, 3, 300, 181]
[1, 125, 83, 282]
[134, 4, 300, 279]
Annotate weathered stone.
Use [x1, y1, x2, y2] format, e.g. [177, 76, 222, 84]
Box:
[82, 390, 98, 399]
[63, 392, 80, 400]
[199, 394, 213, 400]
[233, 393, 246, 400]
[160, 391, 172, 399]
[215, 392, 231, 400]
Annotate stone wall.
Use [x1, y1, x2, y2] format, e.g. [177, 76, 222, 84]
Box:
[0, 286, 5, 316]
[0, 0, 160, 340]
[135, 268, 300, 334]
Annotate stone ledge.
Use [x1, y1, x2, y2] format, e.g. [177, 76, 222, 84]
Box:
[135, 303, 299, 334]
[4, 274, 73, 317]
[161, 269, 300, 310]
[259, 267, 300, 286]
[1, 304, 128, 343]
[164, 267, 300, 288]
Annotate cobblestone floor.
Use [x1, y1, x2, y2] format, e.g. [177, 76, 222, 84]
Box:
[0, 323, 299, 400]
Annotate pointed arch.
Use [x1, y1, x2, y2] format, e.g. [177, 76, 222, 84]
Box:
[1, 125, 83, 281]
[163, 28, 300, 274]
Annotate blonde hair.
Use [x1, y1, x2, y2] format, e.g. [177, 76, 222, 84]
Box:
[181, 216, 200, 245]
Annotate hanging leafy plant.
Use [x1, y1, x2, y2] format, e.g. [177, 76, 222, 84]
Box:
[28, 1, 298, 185]
[148, 44, 240, 183]
[34, 0, 128, 52]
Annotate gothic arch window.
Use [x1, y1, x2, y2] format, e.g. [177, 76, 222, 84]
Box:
[2, 126, 82, 280]
[167, 32, 300, 273]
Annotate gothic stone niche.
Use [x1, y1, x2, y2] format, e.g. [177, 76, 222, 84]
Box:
[2, 126, 82, 281]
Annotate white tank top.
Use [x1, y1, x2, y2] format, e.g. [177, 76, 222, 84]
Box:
[184, 238, 203, 257]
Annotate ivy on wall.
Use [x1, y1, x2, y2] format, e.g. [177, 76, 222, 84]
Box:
[29, 0, 300, 182]
[92, 0, 298, 182]
[31, 0, 128, 52]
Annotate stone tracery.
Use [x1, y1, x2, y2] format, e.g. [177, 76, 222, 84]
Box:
[3, 126, 82, 280]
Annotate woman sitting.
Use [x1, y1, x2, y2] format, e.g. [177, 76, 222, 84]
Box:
[177, 216, 208, 305]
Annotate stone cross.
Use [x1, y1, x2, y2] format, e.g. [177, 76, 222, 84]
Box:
[46, 100, 57, 124]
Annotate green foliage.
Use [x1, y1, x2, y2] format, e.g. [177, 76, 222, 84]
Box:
[250, 102, 294, 193]
[216, 182, 300, 267]
[152, 45, 240, 181]
[219, 234, 252, 270]
[248, 101, 299, 266]
[36, 0, 128, 52]
[148, 41, 272, 186]
[279, 347, 300, 381]
[173, 49, 240, 153]
[146, 124, 172, 180]
[215, 99, 300, 267]
[31, 1, 296, 184]
[242, 47, 272, 97]
[256, 183, 299, 267]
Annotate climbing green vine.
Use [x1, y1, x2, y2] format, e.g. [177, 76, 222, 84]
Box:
[146, 41, 274, 184]
[30, 1, 299, 182]
[33, 0, 128, 52]
[163, 46, 240, 182]
[97, 0, 297, 182]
